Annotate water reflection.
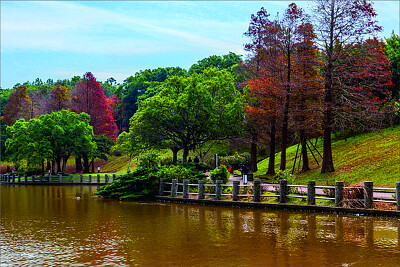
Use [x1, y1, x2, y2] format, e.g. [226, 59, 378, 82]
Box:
[1, 185, 399, 266]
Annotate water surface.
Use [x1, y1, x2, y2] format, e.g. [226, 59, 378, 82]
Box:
[1, 185, 399, 266]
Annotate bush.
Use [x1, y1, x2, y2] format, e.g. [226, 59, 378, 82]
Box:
[96, 167, 159, 200]
[157, 164, 207, 183]
[209, 165, 230, 184]
[137, 151, 161, 169]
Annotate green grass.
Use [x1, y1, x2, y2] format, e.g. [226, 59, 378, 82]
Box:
[254, 126, 400, 187]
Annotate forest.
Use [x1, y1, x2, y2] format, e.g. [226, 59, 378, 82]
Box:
[1, 1, 399, 179]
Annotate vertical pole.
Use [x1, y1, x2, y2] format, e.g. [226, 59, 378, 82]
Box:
[307, 181, 316, 205]
[232, 180, 239, 201]
[364, 181, 373, 209]
[215, 180, 222, 200]
[40, 175, 43, 182]
[171, 179, 177, 197]
[279, 179, 287, 204]
[17, 175, 21, 183]
[97, 174, 100, 183]
[32, 175, 35, 183]
[12, 174, 15, 183]
[80, 174, 83, 183]
[59, 174, 62, 182]
[48, 173, 51, 182]
[159, 178, 164, 196]
[25, 175, 28, 183]
[396, 182, 400, 211]
[112, 174, 116, 181]
[89, 175, 92, 184]
[254, 179, 261, 202]
[335, 181, 344, 207]
[69, 174, 73, 182]
[105, 174, 108, 183]
[183, 179, 189, 199]
[198, 180, 205, 200]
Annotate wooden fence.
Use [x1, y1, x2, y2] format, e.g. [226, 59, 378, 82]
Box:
[0, 174, 117, 185]
[159, 178, 400, 211]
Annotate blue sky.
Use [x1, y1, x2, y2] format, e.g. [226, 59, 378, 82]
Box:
[1, 1, 399, 89]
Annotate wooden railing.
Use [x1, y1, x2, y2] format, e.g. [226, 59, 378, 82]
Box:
[0, 174, 117, 185]
[159, 178, 400, 210]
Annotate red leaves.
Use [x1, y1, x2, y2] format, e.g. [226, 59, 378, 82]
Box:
[3, 85, 33, 125]
[72, 72, 118, 141]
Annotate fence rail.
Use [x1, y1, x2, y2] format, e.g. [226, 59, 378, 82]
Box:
[0, 174, 117, 185]
[159, 178, 400, 211]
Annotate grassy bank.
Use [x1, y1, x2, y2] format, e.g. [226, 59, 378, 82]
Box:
[254, 126, 400, 186]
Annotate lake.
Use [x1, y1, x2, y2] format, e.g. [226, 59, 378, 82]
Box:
[1, 185, 399, 266]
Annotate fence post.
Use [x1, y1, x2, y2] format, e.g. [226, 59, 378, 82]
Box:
[48, 173, 51, 182]
[364, 181, 373, 209]
[159, 178, 164, 196]
[232, 180, 239, 201]
[198, 180, 205, 200]
[40, 175, 43, 182]
[396, 182, 400, 211]
[171, 179, 177, 197]
[12, 174, 15, 183]
[59, 174, 62, 182]
[112, 174, 116, 181]
[80, 174, 83, 183]
[279, 179, 287, 204]
[307, 181, 316, 205]
[17, 175, 21, 183]
[335, 181, 344, 207]
[89, 175, 92, 184]
[97, 174, 100, 183]
[105, 174, 108, 183]
[183, 179, 189, 199]
[25, 175, 28, 183]
[215, 180, 222, 200]
[254, 179, 261, 202]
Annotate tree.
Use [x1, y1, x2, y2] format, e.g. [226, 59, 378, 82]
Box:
[130, 67, 244, 163]
[188, 52, 242, 75]
[114, 131, 146, 172]
[385, 32, 400, 100]
[3, 85, 34, 125]
[5, 110, 96, 175]
[72, 72, 118, 141]
[49, 85, 70, 112]
[312, 0, 382, 173]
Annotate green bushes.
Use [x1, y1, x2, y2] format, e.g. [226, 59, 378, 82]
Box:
[219, 152, 250, 171]
[209, 165, 230, 184]
[96, 167, 159, 200]
[137, 151, 160, 169]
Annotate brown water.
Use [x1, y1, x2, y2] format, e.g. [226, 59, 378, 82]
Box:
[1, 185, 399, 266]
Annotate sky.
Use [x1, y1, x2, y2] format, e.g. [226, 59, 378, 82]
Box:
[1, 1, 399, 89]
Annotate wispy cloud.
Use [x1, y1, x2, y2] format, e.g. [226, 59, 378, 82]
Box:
[1, 1, 243, 55]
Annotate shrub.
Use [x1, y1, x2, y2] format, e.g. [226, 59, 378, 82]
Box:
[209, 165, 230, 184]
[96, 167, 159, 200]
[157, 164, 207, 183]
[137, 151, 160, 169]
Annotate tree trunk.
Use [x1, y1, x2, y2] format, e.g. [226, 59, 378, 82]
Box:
[300, 129, 310, 172]
[62, 156, 68, 175]
[83, 156, 89, 173]
[182, 147, 188, 163]
[41, 160, 45, 176]
[250, 133, 258, 172]
[91, 159, 94, 173]
[127, 154, 133, 173]
[171, 147, 179, 165]
[51, 161, 56, 174]
[56, 156, 61, 173]
[267, 119, 276, 175]
[321, 4, 335, 174]
[75, 157, 82, 173]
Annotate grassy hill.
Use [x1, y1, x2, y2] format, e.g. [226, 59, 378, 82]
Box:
[254, 126, 400, 186]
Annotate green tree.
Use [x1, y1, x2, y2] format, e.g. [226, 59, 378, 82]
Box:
[385, 32, 400, 99]
[130, 67, 244, 163]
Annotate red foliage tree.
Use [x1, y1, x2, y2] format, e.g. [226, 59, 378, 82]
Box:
[72, 72, 118, 141]
[332, 38, 392, 132]
[312, 0, 382, 173]
[3, 85, 33, 125]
